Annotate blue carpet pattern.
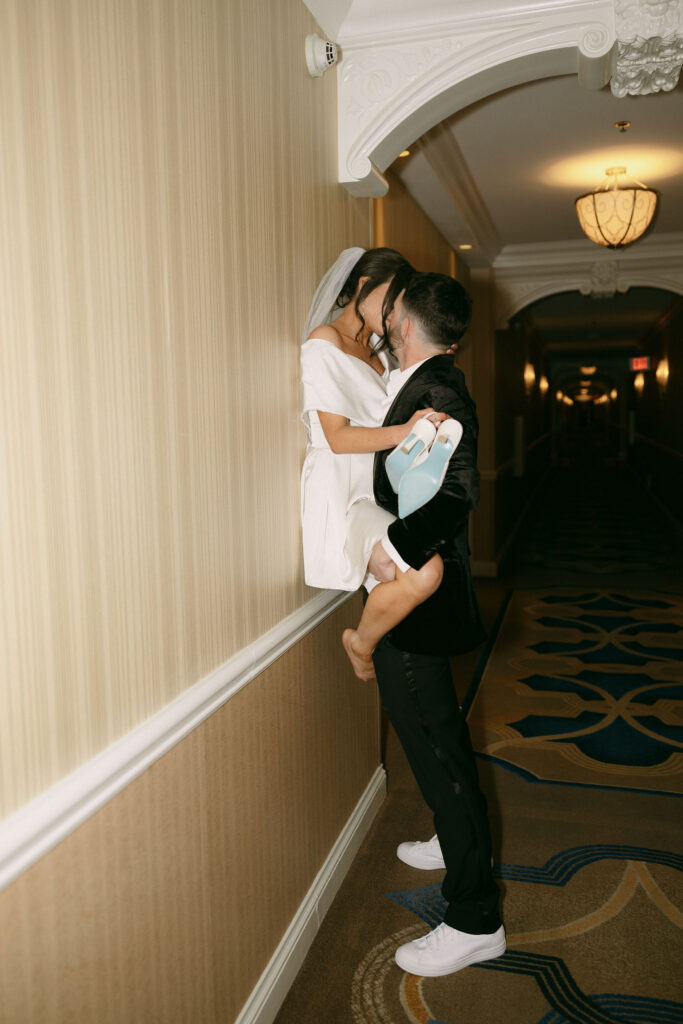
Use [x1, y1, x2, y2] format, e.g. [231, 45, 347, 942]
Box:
[467, 589, 683, 795]
[388, 843, 683, 1024]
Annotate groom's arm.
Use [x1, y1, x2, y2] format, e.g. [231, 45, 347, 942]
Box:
[384, 384, 479, 570]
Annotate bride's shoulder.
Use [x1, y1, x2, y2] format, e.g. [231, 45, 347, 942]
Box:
[305, 323, 344, 347]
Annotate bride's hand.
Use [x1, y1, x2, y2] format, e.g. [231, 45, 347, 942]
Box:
[405, 409, 450, 432]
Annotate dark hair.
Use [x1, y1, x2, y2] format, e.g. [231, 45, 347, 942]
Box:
[400, 272, 472, 350]
[336, 247, 413, 344]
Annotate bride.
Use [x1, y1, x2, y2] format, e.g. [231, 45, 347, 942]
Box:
[300, 248, 449, 680]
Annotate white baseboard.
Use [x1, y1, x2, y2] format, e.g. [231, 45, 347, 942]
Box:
[235, 766, 387, 1024]
[0, 588, 351, 892]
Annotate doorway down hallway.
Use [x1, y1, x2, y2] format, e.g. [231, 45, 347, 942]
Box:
[275, 459, 683, 1024]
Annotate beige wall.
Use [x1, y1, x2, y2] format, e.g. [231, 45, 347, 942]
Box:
[0, 0, 371, 817]
[0, 3, 384, 1020]
[374, 171, 465, 280]
[0, 597, 379, 1023]
[491, 321, 551, 560]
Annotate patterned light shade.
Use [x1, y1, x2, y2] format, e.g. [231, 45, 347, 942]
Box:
[575, 167, 659, 249]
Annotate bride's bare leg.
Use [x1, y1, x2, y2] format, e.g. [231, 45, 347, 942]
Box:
[342, 554, 444, 680]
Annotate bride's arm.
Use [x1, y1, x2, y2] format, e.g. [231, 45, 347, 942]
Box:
[318, 409, 445, 455]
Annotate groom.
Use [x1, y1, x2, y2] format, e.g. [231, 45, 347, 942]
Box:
[367, 271, 505, 976]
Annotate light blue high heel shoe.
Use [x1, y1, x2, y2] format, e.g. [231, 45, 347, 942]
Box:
[398, 419, 464, 518]
[385, 417, 437, 493]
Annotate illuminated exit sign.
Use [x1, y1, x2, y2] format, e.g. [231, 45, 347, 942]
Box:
[630, 356, 650, 371]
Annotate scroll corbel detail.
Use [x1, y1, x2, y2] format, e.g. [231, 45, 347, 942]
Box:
[579, 261, 625, 299]
[611, 0, 683, 96]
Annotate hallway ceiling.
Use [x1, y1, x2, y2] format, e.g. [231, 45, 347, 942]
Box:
[395, 74, 683, 256]
[304, 0, 683, 362]
[392, 74, 683, 358]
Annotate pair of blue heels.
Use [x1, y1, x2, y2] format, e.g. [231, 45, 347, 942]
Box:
[386, 416, 464, 518]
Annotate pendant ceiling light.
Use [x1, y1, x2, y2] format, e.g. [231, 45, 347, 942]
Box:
[575, 166, 659, 248]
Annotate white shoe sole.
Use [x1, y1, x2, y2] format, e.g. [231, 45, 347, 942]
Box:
[395, 933, 506, 977]
[396, 843, 445, 871]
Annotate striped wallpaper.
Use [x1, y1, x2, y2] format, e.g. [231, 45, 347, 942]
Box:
[0, 0, 370, 817]
[375, 171, 459, 276]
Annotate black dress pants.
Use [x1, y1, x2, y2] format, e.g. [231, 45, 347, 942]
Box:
[373, 635, 501, 934]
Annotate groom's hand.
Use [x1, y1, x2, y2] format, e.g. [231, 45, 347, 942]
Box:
[368, 540, 397, 583]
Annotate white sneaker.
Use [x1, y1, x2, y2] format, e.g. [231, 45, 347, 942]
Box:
[395, 922, 506, 977]
[397, 835, 445, 870]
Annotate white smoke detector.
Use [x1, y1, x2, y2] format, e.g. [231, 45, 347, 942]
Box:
[305, 34, 339, 77]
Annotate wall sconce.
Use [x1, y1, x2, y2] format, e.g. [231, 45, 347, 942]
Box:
[555, 389, 564, 402]
[634, 371, 645, 394]
[524, 362, 536, 394]
[562, 395, 574, 406]
[580, 365, 596, 375]
[610, 388, 618, 400]
[655, 357, 669, 391]
[539, 375, 549, 396]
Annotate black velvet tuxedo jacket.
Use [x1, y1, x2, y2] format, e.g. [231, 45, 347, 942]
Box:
[373, 354, 486, 656]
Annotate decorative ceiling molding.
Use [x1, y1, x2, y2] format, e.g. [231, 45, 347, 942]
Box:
[335, 0, 615, 196]
[418, 125, 503, 265]
[611, 0, 683, 96]
[583, 260, 622, 298]
[494, 233, 683, 268]
[493, 234, 683, 325]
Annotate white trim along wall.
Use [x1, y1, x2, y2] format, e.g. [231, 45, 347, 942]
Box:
[236, 767, 387, 1024]
[0, 589, 352, 893]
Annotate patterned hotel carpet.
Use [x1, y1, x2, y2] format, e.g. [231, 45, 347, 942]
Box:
[275, 469, 683, 1024]
[509, 467, 679, 582]
[347, 588, 683, 1024]
[467, 589, 683, 796]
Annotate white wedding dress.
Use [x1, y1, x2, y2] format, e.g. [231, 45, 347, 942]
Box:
[301, 337, 396, 590]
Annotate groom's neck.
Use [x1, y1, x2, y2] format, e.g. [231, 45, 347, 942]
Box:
[398, 343, 438, 372]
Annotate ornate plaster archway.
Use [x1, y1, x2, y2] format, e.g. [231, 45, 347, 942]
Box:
[333, 0, 683, 197]
[493, 236, 683, 326]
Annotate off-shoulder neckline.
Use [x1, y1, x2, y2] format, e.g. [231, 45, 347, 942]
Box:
[304, 336, 388, 380]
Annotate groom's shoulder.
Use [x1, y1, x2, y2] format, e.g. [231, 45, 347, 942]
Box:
[433, 355, 465, 383]
[410, 357, 477, 423]
[413, 355, 469, 395]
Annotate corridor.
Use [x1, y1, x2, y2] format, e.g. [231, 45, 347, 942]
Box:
[2, 1, 682, 1020]
[275, 456, 683, 1024]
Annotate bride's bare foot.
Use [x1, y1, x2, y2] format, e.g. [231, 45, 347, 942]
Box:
[342, 629, 376, 681]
